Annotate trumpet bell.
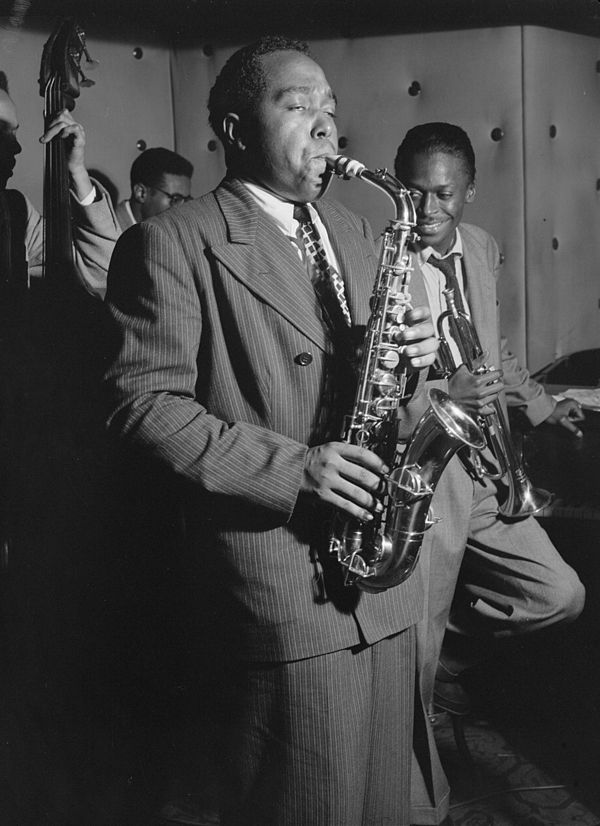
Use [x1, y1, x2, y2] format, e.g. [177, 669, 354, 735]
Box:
[498, 471, 554, 519]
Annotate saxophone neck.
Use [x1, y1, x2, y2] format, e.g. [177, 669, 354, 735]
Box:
[325, 154, 417, 229]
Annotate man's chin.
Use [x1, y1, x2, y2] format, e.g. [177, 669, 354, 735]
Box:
[417, 226, 453, 250]
[305, 170, 333, 202]
[319, 168, 335, 197]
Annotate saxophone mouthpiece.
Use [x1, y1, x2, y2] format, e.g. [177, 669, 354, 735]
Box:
[324, 154, 366, 179]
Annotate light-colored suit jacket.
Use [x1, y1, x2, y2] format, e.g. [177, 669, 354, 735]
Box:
[115, 199, 136, 233]
[458, 223, 553, 424]
[105, 177, 427, 662]
[25, 181, 121, 300]
[405, 222, 553, 427]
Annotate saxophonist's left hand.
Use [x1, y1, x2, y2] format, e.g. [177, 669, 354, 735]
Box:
[398, 306, 439, 369]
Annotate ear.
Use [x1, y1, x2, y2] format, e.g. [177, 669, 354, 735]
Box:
[132, 182, 147, 204]
[465, 181, 476, 203]
[223, 112, 247, 151]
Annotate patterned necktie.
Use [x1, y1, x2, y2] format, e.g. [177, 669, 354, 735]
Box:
[428, 253, 466, 314]
[293, 203, 352, 332]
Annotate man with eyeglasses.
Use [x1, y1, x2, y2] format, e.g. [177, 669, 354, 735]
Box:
[116, 146, 194, 231]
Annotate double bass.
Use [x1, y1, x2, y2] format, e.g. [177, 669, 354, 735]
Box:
[39, 17, 95, 287]
[0, 18, 97, 574]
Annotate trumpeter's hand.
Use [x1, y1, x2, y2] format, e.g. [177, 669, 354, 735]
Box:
[447, 364, 504, 416]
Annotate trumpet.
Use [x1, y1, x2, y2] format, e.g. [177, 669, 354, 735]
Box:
[436, 286, 553, 518]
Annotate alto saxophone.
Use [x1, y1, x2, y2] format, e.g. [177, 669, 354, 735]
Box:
[325, 155, 485, 593]
[436, 287, 553, 518]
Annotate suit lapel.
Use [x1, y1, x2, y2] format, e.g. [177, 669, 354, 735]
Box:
[316, 201, 376, 326]
[459, 229, 497, 360]
[211, 180, 328, 350]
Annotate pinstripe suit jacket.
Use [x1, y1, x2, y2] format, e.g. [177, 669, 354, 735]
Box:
[105, 176, 427, 662]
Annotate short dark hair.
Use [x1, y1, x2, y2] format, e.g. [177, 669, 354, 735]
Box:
[207, 35, 310, 142]
[0, 72, 8, 94]
[130, 147, 193, 189]
[394, 122, 476, 183]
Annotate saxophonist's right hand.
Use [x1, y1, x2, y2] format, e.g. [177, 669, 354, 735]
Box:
[301, 443, 387, 522]
[397, 306, 439, 369]
[448, 363, 504, 416]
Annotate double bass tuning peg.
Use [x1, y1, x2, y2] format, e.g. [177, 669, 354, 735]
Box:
[74, 25, 98, 87]
[82, 47, 99, 70]
[78, 70, 95, 89]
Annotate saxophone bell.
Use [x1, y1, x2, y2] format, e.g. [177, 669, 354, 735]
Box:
[330, 389, 486, 593]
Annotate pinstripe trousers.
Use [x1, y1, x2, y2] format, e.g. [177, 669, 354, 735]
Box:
[219, 627, 416, 826]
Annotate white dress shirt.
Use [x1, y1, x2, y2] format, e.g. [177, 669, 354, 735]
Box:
[242, 180, 343, 273]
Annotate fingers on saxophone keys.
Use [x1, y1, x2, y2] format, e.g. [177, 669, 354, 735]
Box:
[400, 336, 439, 368]
[345, 464, 387, 521]
[404, 306, 433, 325]
[344, 489, 384, 522]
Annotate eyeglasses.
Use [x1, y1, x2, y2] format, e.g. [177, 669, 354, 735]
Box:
[150, 185, 193, 206]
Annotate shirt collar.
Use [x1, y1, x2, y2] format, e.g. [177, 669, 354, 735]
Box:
[417, 228, 463, 268]
[125, 199, 137, 225]
[241, 180, 319, 236]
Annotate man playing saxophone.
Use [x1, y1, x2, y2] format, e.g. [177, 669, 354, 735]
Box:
[105, 36, 441, 826]
[394, 122, 586, 825]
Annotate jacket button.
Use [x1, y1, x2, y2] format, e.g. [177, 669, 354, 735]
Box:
[295, 352, 313, 366]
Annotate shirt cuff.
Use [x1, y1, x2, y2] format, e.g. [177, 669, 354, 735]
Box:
[71, 185, 97, 206]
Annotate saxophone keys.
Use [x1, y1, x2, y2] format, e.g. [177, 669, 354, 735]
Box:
[372, 369, 399, 394]
[379, 349, 400, 370]
[386, 465, 433, 500]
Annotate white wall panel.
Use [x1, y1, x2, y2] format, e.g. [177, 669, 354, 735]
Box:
[1, 19, 174, 211]
[523, 27, 600, 370]
[310, 30, 527, 360]
[170, 44, 237, 198]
